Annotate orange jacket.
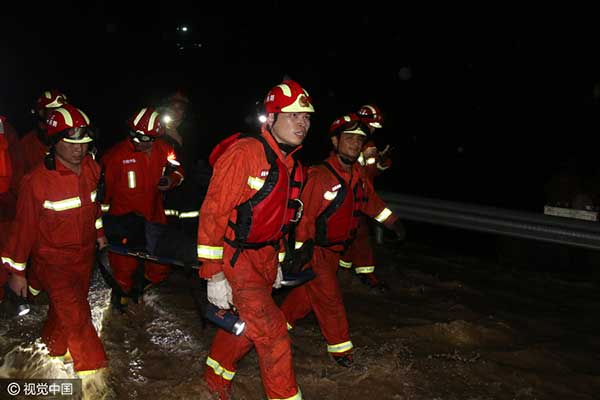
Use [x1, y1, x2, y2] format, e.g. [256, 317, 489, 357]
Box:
[20, 129, 49, 174]
[100, 138, 184, 224]
[0, 117, 24, 222]
[1, 155, 104, 276]
[295, 153, 397, 252]
[197, 127, 300, 278]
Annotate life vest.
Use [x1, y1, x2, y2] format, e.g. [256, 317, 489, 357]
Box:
[0, 116, 12, 194]
[315, 161, 367, 252]
[211, 132, 304, 255]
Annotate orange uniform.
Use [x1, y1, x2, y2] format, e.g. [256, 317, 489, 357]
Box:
[339, 139, 393, 280]
[1, 155, 107, 374]
[20, 129, 49, 174]
[100, 138, 184, 292]
[280, 152, 397, 357]
[0, 116, 24, 300]
[197, 128, 302, 400]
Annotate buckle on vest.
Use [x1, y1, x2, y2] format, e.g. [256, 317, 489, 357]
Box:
[290, 199, 304, 223]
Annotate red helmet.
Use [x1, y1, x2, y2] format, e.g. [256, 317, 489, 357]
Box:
[36, 90, 68, 111]
[357, 104, 383, 129]
[128, 107, 163, 138]
[329, 113, 369, 137]
[167, 89, 190, 105]
[45, 105, 93, 143]
[264, 80, 315, 113]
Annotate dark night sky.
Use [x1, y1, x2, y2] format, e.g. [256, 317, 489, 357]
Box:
[2, 6, 600, 211]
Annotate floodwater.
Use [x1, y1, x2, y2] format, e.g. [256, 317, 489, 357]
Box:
[1, 233, 599, 399]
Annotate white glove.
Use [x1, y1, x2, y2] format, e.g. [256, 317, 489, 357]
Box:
[207, 272, 233, 309]
[273, 264, 283, 289]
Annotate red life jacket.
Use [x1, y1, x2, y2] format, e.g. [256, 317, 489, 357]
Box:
[315, 161, 367, 252]
[0, 116, 12, 194]
[211, 132, 304, 252]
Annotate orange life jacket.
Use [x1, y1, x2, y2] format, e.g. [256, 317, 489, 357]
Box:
[315, 161, 367, 251]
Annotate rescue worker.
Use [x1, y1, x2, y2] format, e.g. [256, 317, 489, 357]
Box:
[0, 115, 24, 301]
[157, 89, 208, 244]
[279, 113, 405, 368]
[1, 104, 108, 377]
[339, 104, 400, 291]
[20, 90, 68, 173]
[100, 106, 184, 310]
[196, 79, 312, 400]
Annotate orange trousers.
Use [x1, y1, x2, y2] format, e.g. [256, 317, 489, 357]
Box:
[108, 252, 170, 293]
[204, 246, 300, 400]
[280, 246, 352, 356]
[33, 258, 107, 373]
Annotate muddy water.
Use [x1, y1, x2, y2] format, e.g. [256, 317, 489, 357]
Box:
[1, 241, 599, 399]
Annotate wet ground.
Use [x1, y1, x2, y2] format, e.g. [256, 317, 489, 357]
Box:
[1, 234, 600, 399]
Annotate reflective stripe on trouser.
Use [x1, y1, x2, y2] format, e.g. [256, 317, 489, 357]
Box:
[108, 252, 170, 293]
[341, 215, 375, 274]
[280, 247, 352, 356]
[38, 259, 107, 372]
[204, 244, 299, 400]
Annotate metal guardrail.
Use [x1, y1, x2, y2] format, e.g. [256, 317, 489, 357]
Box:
[379, 191, 600, 251]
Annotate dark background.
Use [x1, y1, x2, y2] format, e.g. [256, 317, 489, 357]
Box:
[2, 5, 600, 213]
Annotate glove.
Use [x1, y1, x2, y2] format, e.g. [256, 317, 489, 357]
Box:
[273, 265, 283, 289]
[158, 176, 172, 191]
[391, 219, 406, 241]
[97, 246, 112, 275]
[207, 272, 233, 310]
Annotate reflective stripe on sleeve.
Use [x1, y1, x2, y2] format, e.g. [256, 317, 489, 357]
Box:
[1, 257, 26, 271]
[338, 259, 353, 269]
[178, 211, 199, 218]
[95, 218, 103, 230]
[355, 266, 375, 274]
[90, 190, 97, 202]
[43, 197, 81, 211]
[197, 245, 223, 260]
[327, 340, 354, 354]
[101, 204, 110, 212]
[278, 252, 286, 262]
[374, 207, 392, 223]
[206, 357, 236, 381]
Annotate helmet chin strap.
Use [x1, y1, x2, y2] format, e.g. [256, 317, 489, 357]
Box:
[337, 152, 356, 165]
[277, 142, 299, 154]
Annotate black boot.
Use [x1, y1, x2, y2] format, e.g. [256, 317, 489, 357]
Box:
[110, 290, 129, 313]
[333, 353, 354, 368]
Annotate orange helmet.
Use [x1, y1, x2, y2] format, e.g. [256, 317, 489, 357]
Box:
[45, 105, 93, 143]
[264, 80, 315, 113]
[36, 89, 68, 111]
[329, 113, 369, 137]
[357, 104, 383, 129]
[128, 107, 163, 141]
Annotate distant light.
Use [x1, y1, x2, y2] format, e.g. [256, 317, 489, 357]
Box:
[162, 115, 173, 124]
[258, 115, 267, 123]
[178, 25, 189, 32]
